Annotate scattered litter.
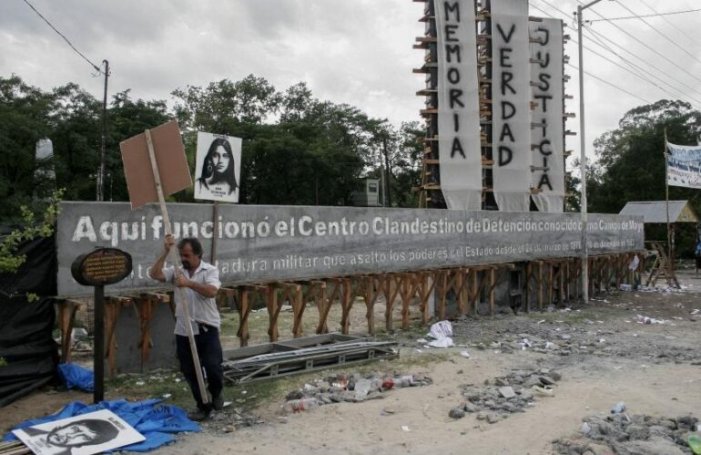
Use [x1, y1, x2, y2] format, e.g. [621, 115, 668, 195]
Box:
[401, 425, 411, 432]
[428, 320, 453, 339]
[281, 372, 432, 413]
[537, 320, 546, 324]
[635, 314, 666, 325]
[427, 337, 454, 348]
[459, 350, 471, 359]
[532, 385, 554, 397]
[162, 393, 172, 399]
[426, 320, 454, 348]
[135, 381, 145, 386]
[517, 338, 532, 350]
[610, 401, 626, 414]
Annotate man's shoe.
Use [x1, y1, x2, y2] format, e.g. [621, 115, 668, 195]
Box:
[188, 409, 211, 421]
[212, 394, 224, 411]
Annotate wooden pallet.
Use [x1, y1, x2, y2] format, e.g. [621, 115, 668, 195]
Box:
[222, 334, 398, 384]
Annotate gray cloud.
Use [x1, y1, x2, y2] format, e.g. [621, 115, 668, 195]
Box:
[1, 0, 700, 165]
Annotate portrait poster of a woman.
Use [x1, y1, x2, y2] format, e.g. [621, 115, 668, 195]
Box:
[194, 132, 242, 203]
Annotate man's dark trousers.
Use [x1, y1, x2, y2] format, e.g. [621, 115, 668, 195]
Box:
[176, 324, 224, 411]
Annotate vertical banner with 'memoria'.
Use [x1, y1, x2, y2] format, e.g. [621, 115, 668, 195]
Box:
[530, 18, 565, 213]
[435, 0, 482, 210]
[489, 0, 531, 212]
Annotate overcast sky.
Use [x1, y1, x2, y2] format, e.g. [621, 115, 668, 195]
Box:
[2, 0, 701, 169]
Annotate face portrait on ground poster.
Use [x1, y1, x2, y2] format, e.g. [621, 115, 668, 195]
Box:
[194, 132, 242, 203]
[12, 409, 144, 455]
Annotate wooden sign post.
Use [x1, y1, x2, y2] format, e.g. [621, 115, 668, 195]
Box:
[119, 121, 209, 406]
[71, 248, 132, 403]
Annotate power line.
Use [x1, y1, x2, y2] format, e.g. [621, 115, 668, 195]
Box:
[530, 1, 701, 106]
[588, 7, 701, 23]
[575, 0, 701, 87]
[21, 0, 104, 74]
[636, 0, 701, 53]
[584, 27, 701, 104]
[613, 2, 701, 67]
[582, 29, 701, 104]
[566, 63, 651, 104]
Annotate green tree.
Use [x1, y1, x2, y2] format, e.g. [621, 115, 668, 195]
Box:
[588, 99, 701, 254]
[589, 100, 701, 214]
[0, 76, 55, 220]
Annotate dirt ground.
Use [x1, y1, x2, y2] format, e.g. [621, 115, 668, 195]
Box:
[3, 267, 701, 454]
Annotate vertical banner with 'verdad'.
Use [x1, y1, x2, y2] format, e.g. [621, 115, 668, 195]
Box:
[490, 0, 531, 212]
[530, 18, 565, 213]
[435, 0, 482, 210]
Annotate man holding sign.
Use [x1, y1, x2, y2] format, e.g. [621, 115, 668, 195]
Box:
[149, 235, 224, 420]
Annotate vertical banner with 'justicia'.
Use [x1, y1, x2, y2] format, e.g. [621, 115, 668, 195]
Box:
[530, 18, 565, 213]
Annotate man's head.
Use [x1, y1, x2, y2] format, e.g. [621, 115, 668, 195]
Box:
[178, 237, 203, 270]
[46, 419, 119, 448]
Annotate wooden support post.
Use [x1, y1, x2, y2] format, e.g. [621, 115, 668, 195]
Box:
[548, 263, 554, 307]
[524, 263, 531, 313]
[419, 272, 435, 324]
[291, 284, 305, 338]
[364, 277, 376, 336]
[456, 270, 466, 315]
[438, 272, 448, 320]
[340, 278, 353, 334]
[311, 281, 329, 334]
[266, 285, 280, 342]
[136, 294, 156, 368]
[559, 262, 565, 307]
[471, 269, 479, 316]
[385, 276, 401, 331]
[538, 262, 544, 311]
[489, 267, 496, 316]
[399, 273, 417, 330]
[237, 288, 251, 347]
[57, 299, 84, 363]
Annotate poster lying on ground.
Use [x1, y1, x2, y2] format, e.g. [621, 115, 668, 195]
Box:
[666, 141, 701, 189]
[194, 132, 242, 203]
[12, 409, 144, 455]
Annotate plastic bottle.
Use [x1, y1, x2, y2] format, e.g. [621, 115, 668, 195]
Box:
[283, 397, 320, 413]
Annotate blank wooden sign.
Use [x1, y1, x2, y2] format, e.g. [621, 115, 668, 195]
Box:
[119, 120, 192, 209]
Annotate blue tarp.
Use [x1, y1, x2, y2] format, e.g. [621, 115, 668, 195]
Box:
[3, 399, 200, 452]
[57, 363, 94, 392]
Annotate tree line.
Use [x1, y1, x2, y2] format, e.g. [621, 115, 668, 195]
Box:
[0, 74, 423, 223]
[3, 73, 701, 251]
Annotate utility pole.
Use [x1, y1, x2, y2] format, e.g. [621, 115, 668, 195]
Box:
[97, 59, 110, 201]
[577, 0, 610, 303]
[382, 136, 391, 208]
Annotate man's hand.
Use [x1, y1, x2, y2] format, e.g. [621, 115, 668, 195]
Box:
[174, 273, 190, 288]
[164, 234, 175, 254]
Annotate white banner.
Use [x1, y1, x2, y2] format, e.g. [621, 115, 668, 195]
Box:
[530, 18, 565, 212]
[194, 132, 242, 203]
[435, 0, 483, 210]
[490, 0, 531, 212]
[667, 141, 701, 189]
